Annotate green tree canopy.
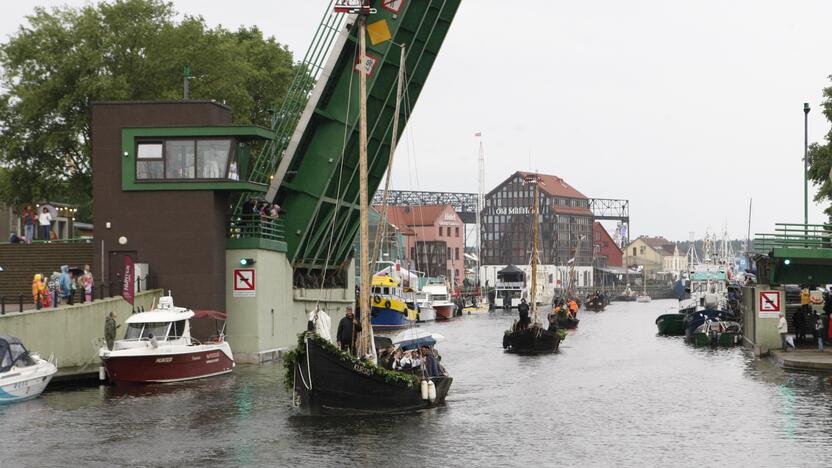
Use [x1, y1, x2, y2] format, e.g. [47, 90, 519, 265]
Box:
[0, 0, 294, 220]
[808, 82, 832, 218]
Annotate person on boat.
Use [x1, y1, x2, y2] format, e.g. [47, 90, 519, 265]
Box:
[421, 346, 439, 377]
[517, 299, 530, 330]
[378, 345, 396, 370]
[336, 306, 362, 355]
[104, 311, 119, 351]
[547, 312, 559, 332]
[777, 312, 789, 352]
[568, 299, 579, 317]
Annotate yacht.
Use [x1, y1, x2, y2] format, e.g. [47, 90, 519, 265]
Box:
[0, 335, 57, 404]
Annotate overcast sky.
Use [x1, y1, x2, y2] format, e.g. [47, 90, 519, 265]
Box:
[3, 0, 832, 241]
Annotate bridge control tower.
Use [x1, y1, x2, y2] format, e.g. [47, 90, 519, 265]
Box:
[92, 1, 462, 361]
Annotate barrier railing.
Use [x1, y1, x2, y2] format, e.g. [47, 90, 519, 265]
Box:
[753, 223, 832, 253]
[0, 274, 157, 315]
[227, 214, 286, 242]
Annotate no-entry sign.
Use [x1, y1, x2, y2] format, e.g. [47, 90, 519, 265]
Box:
[757, 290, 781, 318]
[233, 269, 256, 298]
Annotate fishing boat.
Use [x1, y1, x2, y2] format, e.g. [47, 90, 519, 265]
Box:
[636, 281, 651, 303]
[370, 275, 414, 330]
[423, 278, 454, 320]
[0, 336, 57, 404]
[411, 290, 436, 322]
[585, 294, 606, 312]
[503, 174, 563, 354]
[99, 295, 234, 384]
[287, 4, 454, 413]
[683, 309, 740, 346]
[655, 312, 686, 336]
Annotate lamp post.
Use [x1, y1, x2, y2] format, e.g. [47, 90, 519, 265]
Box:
[804, 102, 810, 231]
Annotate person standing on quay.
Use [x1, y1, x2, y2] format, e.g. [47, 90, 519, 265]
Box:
[777, 312, 789, 352]
[38, 206, 52, 241]
[104, 311, 119, 350]
[336, 306, 361, 355]
[21, 205, 35, 243]
[815, 313, 824, 352]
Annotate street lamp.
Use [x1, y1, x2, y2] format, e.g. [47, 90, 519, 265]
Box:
[804, 102, 810, 230]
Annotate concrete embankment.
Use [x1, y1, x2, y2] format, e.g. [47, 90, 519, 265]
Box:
[0, 290, 162, 378]
[769, 349, 832, 371]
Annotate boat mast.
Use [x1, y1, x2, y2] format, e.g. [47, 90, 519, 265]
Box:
[357, 12, 371, 358]
[476, 136, 485, 299]
[526, 174, 540, 321]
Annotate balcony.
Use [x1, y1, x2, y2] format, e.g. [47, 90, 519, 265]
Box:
[226, 214, 287, 252]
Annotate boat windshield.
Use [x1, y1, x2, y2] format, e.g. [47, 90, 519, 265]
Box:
[0, 342, 35, 371]
[433, 294, 447, 301]
[123, 322, 172, 341]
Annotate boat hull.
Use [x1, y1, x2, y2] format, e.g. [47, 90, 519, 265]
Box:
[434, 304, 454, 320]
[503, 327, 561, 354]
[691, 332, 741, 347]
[585, 302, 605, 312]
[558, 318, 580, 329]
[103, 347, 234, 384]
[417, 306, 436, 322]
[371, 306, 412, 330]
[294, 338, 452, 413]
[656, 314, 686, 336]
[0, 361, 57, 404]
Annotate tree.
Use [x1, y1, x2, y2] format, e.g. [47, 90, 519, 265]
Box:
[0, 0, 295, 221]
[808, 81, 832, 218]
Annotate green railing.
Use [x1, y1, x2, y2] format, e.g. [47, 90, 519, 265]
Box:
[753, 223, 832, 253]
[1, 237, 94, 245]
[227, 214, 285, 242]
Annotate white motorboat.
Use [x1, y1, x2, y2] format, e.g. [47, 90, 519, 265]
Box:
[636, 295, 652, 303]
[99, 295, 234, 384]
[0, 335, 58, 404]
[423, 279, 455, 320]
[413, 291, 436, 322]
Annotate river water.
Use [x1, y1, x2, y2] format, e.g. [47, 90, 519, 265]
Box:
[3, 299, 832, 467]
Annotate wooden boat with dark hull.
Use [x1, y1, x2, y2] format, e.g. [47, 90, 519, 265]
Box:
[502, 325, 561, 354]
[292, 335, 452, 413]
[557, 318, 580, 330]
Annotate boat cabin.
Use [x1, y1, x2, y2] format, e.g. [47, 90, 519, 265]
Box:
[117, 296, 227, 350]
[0, 335, 35, 373]
[495, 265, 525, 308]
[371, 275, 406, 301]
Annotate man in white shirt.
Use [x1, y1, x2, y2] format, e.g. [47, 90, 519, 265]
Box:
[777, 312, 789, 352]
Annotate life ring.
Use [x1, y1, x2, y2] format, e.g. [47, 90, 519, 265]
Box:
[384, 300, 392, 309]
[373, 295, 382, 304]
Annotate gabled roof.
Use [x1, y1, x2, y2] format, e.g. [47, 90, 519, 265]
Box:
[375, 205, 458, 230]
[632, 236, 677, 256]
[517, 171, 588, 199]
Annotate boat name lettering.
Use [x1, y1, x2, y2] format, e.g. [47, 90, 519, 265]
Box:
[352, 364, 372, 376]
[206, 359, 219, 364]
[495, 207, 530, 215]
[192, 355, 202, 361]
[155, 357, 173, 363]
[206, 352, 220, 359]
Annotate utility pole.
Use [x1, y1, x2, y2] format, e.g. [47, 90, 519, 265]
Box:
[804, 102, 810, 233]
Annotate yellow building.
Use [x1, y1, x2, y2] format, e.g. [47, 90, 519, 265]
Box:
[624, 236, 687, 278]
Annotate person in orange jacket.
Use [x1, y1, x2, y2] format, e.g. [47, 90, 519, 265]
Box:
[568, 299, 579, 317]
[31, 273, 46, 309]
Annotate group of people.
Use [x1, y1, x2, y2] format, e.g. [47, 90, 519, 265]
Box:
[378, 345, 442, 377]
[553, 297, 579, 320]
[11, 205, 56, 244]
[777, 287, 832, 353]
[31, 265, 93, 310]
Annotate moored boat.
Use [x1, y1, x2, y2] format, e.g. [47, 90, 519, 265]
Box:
[369, 275, 414, 330]
[0, 335, 57, 404]
[655, 313, 686, 336]
[423, 278, 454, 320]
[99, 296, 234, 384]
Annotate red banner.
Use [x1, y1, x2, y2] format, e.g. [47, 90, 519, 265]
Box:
[122, 255, 135, 305]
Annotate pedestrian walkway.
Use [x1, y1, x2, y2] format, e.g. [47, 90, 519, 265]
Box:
[770, 348, 832, 371]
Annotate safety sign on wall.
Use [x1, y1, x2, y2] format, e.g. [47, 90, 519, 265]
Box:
[757, 290, 781, 318]
[354, 53, 379, 77]
[233, 269, 256, 298]
[383, 0, 404, 14]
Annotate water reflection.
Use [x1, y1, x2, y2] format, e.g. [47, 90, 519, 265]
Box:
[4, 300, 832, 465]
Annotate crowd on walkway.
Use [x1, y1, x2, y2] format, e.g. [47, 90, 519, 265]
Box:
[778, 287, 832, 353]
[10, 205, 58, 244]
[31, 265, 93, 309]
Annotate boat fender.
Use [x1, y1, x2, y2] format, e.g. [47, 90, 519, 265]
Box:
[421, 380, 429, 400]
[373, 295, 382, 304]
[99, 366, 106, 381]
[427, 380, 436, 401]
[384, 300, 391, 309]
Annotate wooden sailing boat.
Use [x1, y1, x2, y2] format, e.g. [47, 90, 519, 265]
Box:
[290, 4, 452, 412]
[502, 174, 562, 354]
